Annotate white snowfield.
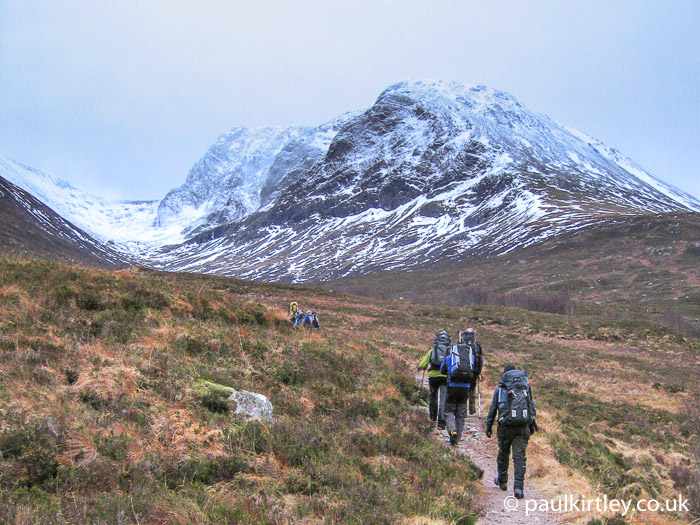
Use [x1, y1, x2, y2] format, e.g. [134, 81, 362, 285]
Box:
[2, 80, 699, 281]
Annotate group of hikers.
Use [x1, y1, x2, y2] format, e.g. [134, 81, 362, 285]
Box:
[418, 327, 538, 500]
[288, 301, 320, 328]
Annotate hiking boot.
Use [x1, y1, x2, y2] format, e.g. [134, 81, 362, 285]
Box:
[494, 475, 507, 491]
[514, 480, 524, 499]
[449, 431, 458, 446]
[437, 420, 446, 430]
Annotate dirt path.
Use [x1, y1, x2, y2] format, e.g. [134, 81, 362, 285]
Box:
[417, 374, 559, 524]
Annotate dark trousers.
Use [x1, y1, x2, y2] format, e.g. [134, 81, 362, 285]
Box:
[428, 376, 447, 423]
[468, 384, 477, 415]
[444, 386, 469, 440]
[497, 424, 530, 489]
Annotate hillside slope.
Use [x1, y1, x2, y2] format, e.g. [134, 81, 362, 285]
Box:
[0, 176, 128, 269]
[0, 257, 697, 523]
[0, 158, 171, 255]
[326, 211, 700, 335]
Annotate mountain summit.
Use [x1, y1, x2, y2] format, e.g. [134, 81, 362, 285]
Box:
[3, 81, 699, 280]
[145, 80, 699, 281]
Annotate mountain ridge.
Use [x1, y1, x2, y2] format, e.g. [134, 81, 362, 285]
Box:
[142, 81, 699, 281]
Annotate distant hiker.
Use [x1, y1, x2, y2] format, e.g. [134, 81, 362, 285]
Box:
[459, 328, 483, 416]
[293, 310, 305, 327]
[417, 331, 450, 430]
[485, 365, 538, 499]
[289, 301, 299, 323]
[440, 338, 477, 445]
[304, 310, 320, 329]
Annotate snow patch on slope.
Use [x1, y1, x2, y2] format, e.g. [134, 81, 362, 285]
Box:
[0, 158, 177, 253]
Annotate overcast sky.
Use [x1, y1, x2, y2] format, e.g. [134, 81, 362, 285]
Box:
[1, 1, 698, 201]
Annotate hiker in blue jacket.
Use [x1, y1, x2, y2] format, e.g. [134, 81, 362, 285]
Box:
[440, 343, 476, 446]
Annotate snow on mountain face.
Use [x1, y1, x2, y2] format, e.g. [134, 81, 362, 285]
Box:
[0, 158, 188, 254]
[144, 80, 699, 282]
[0, 158, 174, 254]
[265, 80, 699, 220]
[153, 112, 358, 238]
[0, 174, 128, 267]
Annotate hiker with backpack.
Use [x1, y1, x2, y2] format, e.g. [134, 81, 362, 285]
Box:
[439, 336, 478, 445]
[293, 310, 305, 327]
[289, 301, 299, 323]
[301, 310, 320, 329]
[417, 331, 451, 430]
[485, 365, 539, 500]
[459, 328, 483, 416]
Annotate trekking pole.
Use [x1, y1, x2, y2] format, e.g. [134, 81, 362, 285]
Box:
[418, 369, 426, 402]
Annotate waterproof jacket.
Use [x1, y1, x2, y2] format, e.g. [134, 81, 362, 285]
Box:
[485, 373, 537, 431]
[440, 350, 472, 388]
[418, 350, 447, 379]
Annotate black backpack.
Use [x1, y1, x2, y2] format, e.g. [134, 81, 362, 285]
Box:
[309, 311, 320, 328]
[497, 370, 535, 426]
[447, 344, 475, 383]
[430, 331, 451, 370]
[460, 331, 483, 377]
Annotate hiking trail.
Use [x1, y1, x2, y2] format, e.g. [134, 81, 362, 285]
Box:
[416, 374, 558, 524]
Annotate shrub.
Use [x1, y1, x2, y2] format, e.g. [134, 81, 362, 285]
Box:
[222, 421, 270, 456]
[0, 420, 61, 488]
[20, 449, 59, 487]
[271, 362, 304, 386]
[161, 455, 249, 487]
[175, 335, 207, 356]
[79, 389, 111, 411]
[200, 391, 230, 414]
[64, 368, 79, 385]
[121, 288, 169, 312]
[95, 431, 129, 461]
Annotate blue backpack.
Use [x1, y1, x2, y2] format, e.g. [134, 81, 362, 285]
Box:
[446, 344, 475, 383]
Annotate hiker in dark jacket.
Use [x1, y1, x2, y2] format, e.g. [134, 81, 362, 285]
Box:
[459, 327, 483, 416]
[485, 364, 538, 499]
[417, 331, 450, 429]
[439, 345, 475, 446]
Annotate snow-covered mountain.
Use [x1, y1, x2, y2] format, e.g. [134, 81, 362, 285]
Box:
[3, 81, 699, 281]
[144, 81, 700, 281]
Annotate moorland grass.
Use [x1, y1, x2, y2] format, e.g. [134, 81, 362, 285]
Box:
[0, 257, 482, 524]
